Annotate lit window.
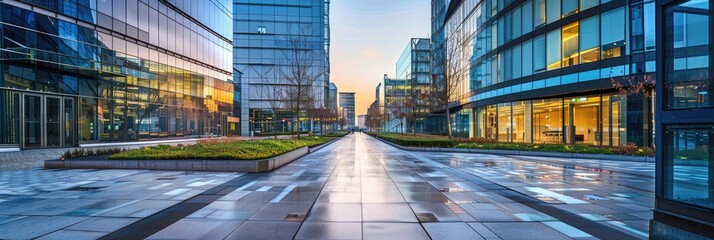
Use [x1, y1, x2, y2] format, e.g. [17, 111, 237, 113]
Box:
[562, 22, 579, 67]
[258, 26, 266, 34]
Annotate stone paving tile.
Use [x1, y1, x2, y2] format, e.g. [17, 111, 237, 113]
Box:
[147, 219, 243, 239]
[224, 221, 301, 240]
[35, 229, 107, 240]
[0, 133, 656, 239]
[423, 222, 485, 240]
[0, 216, 88, 239]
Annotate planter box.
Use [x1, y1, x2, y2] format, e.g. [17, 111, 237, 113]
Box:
[44, 147, 309, 173]
[372, 135, 654, 163]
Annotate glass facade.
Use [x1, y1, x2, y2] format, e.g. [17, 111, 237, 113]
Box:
[339, 92, 355, 128]
[434, 0, 656, 147]
[655, 0, 714, 237]
[233, 0, 330, 136]
[0, 0, 233, 148]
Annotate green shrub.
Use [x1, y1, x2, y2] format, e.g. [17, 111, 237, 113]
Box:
[61, 147, 125, 160]
[375, 133, 456, 148]
[108, 137, 334, 160]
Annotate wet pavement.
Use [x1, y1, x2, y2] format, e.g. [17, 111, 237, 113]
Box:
[0, 133, 654, 239]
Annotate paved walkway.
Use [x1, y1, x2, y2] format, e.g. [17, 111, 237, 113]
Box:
[0, 133, 653, 239]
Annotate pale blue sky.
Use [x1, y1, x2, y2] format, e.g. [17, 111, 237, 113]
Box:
[330, 0, 430, 115]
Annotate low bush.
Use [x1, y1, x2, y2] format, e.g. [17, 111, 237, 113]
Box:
[108, 137, 334, 160]
[456, 141, 654, 157]
[375, 133, 456, 148]
[61, 148, 126, 160]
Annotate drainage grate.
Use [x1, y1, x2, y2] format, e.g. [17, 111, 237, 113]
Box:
[415, 213, 439, 222]
[284, 213, 306, 222]
[156, 177, 177, 180]
[65, 186, 104, 191]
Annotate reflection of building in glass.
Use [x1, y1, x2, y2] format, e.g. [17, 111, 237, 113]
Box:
[432, 0, 656, 146]
[0, 0, 234, 149]
[339, 92, 355, 128]
[233, 0, 330, 136]
[653, 0, 714, 238]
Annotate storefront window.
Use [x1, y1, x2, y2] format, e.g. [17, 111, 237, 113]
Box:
[665, 125, 713, 209]
[486, 105, 498, 140]
[533, 98, 564, 143]
[512, 101, 530, 143]
[568, 95, 601, 145]
[498, 103, 512, 142]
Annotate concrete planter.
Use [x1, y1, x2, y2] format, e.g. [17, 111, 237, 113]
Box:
[44, 146, 309, 173]
[308, 137, 342, 153]
[372, 135, 655, 163]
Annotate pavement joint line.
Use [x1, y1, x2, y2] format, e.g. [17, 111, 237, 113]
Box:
[377, 135, 640, 240]
[99, 172, 266, 240]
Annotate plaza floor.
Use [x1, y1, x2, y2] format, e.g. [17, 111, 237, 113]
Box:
[0, 133, 654, 239]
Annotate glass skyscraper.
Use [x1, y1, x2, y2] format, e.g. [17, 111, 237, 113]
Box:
[432, 0, 656, 146]
[339, 92, 355, 128]
[0, 0, 234, 149]
[233, 0, 331, 136]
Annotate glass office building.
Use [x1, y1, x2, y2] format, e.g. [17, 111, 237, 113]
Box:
[0, 0, 234, 149]
[233, 0, 331, 136]
[339, 92, 355, 128]
[433, 0, 656, 146]
[653, 0, 714, 238]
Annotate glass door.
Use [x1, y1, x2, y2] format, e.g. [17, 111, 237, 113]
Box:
[64, 98, 75, 147]
[46, 97, 62, 148]
[23, 94, 42, 148]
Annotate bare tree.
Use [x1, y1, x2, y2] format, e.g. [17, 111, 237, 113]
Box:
[366, 100, 383, 131]
[432, 33, 466, 139]
[277, 24, 325, 139]
[261, 83, 286, 139]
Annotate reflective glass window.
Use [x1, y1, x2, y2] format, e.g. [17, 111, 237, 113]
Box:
[546, 0, 560, 24]
[665, 125, 713, 209]
[562, 0, 578, 17]
[547, 29, 561, 70]
[522, 0, 534, 33]
[580, 16, 600, 63]
[665, 0, 711, 109]
[534, 35, 546, 72]
[581, 0, 598, 11]
[522, 40, 533, 77]
[534, 0, 546, 27]
[601, 7, 626, 59]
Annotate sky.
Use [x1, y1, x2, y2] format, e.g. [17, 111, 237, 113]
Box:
[330, 0, 431, 116]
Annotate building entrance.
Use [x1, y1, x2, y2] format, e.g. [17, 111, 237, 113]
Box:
[20, 93, 75, 149]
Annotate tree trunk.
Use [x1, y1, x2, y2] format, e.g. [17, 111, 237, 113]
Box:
[446, 106, 452, 139]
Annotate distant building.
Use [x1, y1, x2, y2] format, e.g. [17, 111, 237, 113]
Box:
[338, 92, 356, 128]
[328, 83, 338, 112]
[234, 0, 331, 135]
[357, 115, 367, 129]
